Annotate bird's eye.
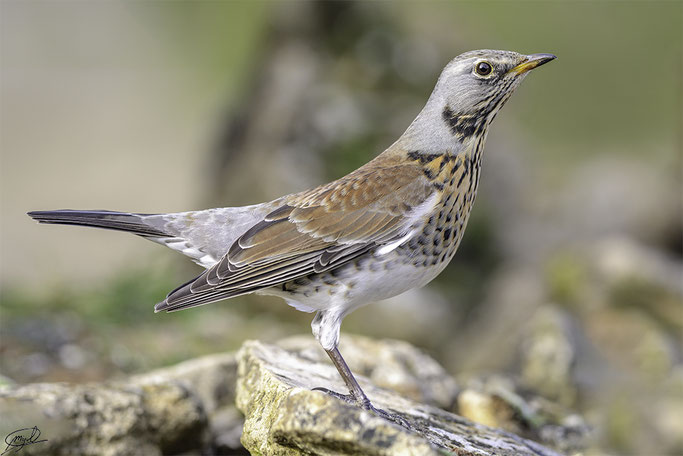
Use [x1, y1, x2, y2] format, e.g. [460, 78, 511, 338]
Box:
[474, 61, 492, 76]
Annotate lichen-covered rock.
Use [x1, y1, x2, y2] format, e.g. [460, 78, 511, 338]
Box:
[0, 352, 244, 456]
[519, 307, 576, 406]
[236, 339, 565, 456]
[277, 335, 459, 410]
[0, 335, 589, 455]
[457, 376, 590, 454]
[132, 352, 245, 453]
[133, 352, 237, 414]
[0, 382, 206, 456]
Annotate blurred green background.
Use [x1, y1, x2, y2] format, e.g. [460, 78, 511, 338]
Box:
[1, 1, 681, 454]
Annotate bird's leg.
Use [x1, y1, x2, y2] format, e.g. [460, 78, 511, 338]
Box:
[316, 346, 371, 407]
[310, 310, 411, 428]
[314, 346, 412, 429]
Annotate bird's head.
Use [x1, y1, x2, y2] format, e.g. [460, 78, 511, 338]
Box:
[436, 50, 556, 119]
[403, 49, 555, 151]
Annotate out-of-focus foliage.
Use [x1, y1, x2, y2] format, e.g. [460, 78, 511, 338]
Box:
[1, 1, 681, 455]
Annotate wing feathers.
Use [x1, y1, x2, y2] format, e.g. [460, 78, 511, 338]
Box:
[158, 157, 437, 312]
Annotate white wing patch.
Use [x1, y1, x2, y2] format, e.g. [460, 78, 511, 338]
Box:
[375, 192, 439, 257]
[376, 229, 417, 256]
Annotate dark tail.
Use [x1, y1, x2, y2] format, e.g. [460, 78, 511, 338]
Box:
[27, 210, 169, 238]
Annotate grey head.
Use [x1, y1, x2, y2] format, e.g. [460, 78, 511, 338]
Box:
[401, 49, 556, 153]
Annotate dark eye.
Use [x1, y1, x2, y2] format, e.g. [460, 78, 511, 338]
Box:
[475, 61, 492, 76]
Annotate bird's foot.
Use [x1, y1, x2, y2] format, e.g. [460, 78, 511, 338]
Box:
[312, 386, 360, 405]
[366, 403, 413, 430]
[312, 387, 412, 430]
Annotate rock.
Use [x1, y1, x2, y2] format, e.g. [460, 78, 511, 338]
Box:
[236, 338, 565, 456]
[132, 352, 245, 454]
[0, 382, 206, 456]
[520, 306, 576, 406]
[0, 352, 244, 456]
[277, 335, 459, 411]
[457, 376, 590, 454]
[133, 352, 237, 414]
[0, 335, 587, 455]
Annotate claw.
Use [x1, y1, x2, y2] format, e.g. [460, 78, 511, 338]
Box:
[368, 404, 412, 429]
[312, 387, 360, 405]
[313, 386, 413, 430]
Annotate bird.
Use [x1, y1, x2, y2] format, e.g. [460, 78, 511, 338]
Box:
[28, 49, 555, 425]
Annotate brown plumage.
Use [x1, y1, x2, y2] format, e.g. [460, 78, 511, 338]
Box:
[162, 151, 435, 311]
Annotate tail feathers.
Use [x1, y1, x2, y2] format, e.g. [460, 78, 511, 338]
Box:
[27, 210, 169, 238]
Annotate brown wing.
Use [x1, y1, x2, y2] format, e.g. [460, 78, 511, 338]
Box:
[155, 158, 435, 312]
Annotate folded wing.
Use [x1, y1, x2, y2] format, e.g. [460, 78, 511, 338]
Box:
[156, 159, 435, 312]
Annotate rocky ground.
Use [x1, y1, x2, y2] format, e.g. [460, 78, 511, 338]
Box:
[0, 335, 590, 455]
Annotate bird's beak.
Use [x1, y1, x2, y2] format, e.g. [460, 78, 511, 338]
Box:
[509, 53, 557, 75]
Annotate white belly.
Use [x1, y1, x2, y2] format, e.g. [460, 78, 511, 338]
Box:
[261, 251, 448, 315]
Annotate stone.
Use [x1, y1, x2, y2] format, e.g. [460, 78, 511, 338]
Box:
[0, 382, 206, 456]
[0, 352, 244, 456]
[0, 335, 588, 455]
[457, 376, 590, 454]
[520, 306, 576, 406]
[277, 335, 459, 410]
[132, 352, 245, 453]
[236, 338, 565, 456]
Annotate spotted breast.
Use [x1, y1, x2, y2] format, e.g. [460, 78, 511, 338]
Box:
[266, 141, 484, 317]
